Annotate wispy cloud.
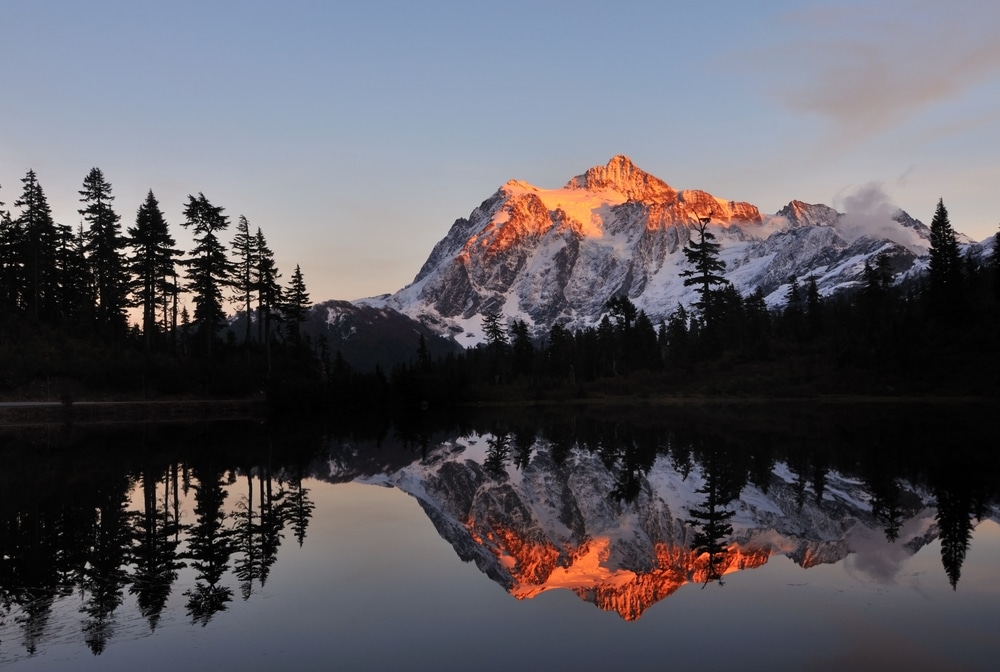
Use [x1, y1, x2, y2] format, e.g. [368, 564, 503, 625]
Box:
[833, 181, 925, 251]
[753, 1, 1000, 144]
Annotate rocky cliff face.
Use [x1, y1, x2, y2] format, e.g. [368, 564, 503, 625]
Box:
[375, 155, 969, 343]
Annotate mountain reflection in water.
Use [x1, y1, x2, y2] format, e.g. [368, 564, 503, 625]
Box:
[0, 402, 997, 666]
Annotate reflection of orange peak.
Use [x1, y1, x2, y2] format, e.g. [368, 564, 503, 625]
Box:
[469, 521, 774, 621]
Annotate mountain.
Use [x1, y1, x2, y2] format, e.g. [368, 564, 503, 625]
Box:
[369, 155, 976, 343]
[322, 430, 947, 621]
[302, 299, 462, 372]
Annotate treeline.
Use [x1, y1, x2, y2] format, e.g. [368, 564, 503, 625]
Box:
[362, 203, 1000, 404]
[3, 172, 998, 407]
[0, 421, 319, 654]
[0, 168, 321, 401]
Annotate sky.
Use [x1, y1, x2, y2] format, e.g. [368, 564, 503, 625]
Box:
[2, 0, 999, 305]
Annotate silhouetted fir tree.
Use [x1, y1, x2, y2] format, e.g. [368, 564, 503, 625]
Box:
[512, 426, 536, 471]
[606, 294, 637, 330]
[546, 322, 573, 380]
[79, 167, 129, 336]
[53, 222, 93, 324]
[664, 305, 690, 366]
[13, 169, 57, 320]
[482, 311, 508, 349]
[782, 275, 804, 340]
[632, 310, 661, 370]
[128, 190, 179, 352]
[281, 263, 310, 345]
[253, 227, 282, 347]
[484, 432, 512, 479]
[680, 218, 727, 319]
[0, 184, 18, 312]
[416, 333, 432, 371]
[742, 288, 771, 357]
[596, 315, 616, 376]
[180, 193, 232, 356]
[927, 198, 962, 315]
[935, 486, 974, 590]
[286, 471, 315, 548]
[231, 215, 258, 345]
[233, 472, 262, 600]
[79, 476, 132, 655]
[805, 276, 823, 340]
[685, 444, 743, 584]
[481, 310, 509, 383]
[130, 462, 184, 632]
[184, 462, 236, 626]
[509, 319, 534, 377]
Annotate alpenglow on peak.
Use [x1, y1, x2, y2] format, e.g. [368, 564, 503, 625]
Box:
[565, 155, 677, 202]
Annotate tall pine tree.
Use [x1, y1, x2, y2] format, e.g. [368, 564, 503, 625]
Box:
[13, 170, 57, 320]
[281, 264, 310, 345]
[927, 198, 962, 313]
[230, 215, 257, 345]
[680, 218, 727, 321]
[180, 193, 232, 356]
[253, 227, 281, 346]
[129, 191, 179, 352]
[79, 167, 129, 335]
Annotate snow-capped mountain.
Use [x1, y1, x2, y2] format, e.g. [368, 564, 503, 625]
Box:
[370, 156, 978, 343]
[326, 432, 946, 621]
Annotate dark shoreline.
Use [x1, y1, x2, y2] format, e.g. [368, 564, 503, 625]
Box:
[0, 398, 267, 425]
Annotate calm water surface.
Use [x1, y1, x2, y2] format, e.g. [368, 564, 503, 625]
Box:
[1, 404, 997, 670]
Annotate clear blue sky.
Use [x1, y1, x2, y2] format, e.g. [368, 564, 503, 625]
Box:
[2, 0, 998, 304]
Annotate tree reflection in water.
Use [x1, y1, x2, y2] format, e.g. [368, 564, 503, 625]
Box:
[0, 403, 997, 657]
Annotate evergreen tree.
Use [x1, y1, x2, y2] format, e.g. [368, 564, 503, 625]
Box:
[927, 198, 962, 312]
[128, 190, 179, 352]
[680, 218, 727, 320]
[805, 276, 823, 340]
[509, 319, 534, 377]
[231, 215, 258, 345]
[79, 167, 128, 335]
[281, 264, 310, 344]
[53, 222, 92, 323]
[13, 169, 57, 319]
[253, 227, 281, 346]
[180, 193, 232, 356]
[0, 184, 16, 313]
[482, 311, 508, 349]
[606, 294, 637, 330]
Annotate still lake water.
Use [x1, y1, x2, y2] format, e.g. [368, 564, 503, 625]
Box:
[1, 402, 998, 671]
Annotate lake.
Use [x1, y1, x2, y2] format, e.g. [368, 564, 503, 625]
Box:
[1, 402, 997, 670]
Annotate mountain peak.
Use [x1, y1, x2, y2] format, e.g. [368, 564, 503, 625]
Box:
[565, 155, 677, 202]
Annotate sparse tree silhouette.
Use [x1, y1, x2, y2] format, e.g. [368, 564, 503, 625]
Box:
[281, 263, 310, 345]
[231, 215, 258, 345]
[13, 169, 57, 319]
[128, 190, 179, 352]
[680, 218, 727, 319]
[79, 167, 129, 336]
[927, 198, 963, 315]
[180, 193, 232, 356]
